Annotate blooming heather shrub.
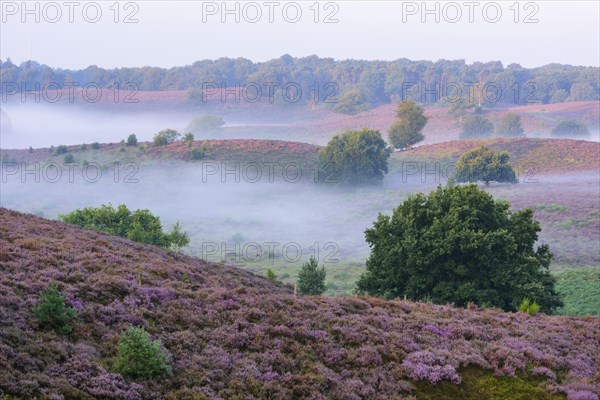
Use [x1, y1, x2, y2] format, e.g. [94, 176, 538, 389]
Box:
[32, 284, 76, 335]
[113, 326, 171, 380]
[0, 209, 598, 399]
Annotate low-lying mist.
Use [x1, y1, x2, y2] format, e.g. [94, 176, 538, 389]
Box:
[0, 161, 418, 266]
[2, 156, 598, 273]
[1, 104, 191, 149]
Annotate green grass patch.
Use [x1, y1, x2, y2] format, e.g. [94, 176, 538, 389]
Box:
[413, 366, 565, 400]
[557, 218, 589, 229]
[555, 268, 600, 316]
[530, 204, 567, 213]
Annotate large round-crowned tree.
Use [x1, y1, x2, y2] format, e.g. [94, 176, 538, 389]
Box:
[356, 184, 562, 313]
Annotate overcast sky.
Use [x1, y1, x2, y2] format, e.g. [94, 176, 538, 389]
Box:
[1, 1, 599, 69]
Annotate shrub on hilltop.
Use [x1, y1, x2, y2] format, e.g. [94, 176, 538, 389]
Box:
[153, 129, 181, 146]
[552, 120, 589, 136]
[455, 145, 518, 185]
[318, 128, 391, 185]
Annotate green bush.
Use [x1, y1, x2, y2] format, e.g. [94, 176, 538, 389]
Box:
[184, 132, 194, 147]
[388, 101, 428, 150]
[114, 326, 171, 380]
[153, 129, 181, 146]
[59, 204, 188, 250]
[167, 221, 190, 254]
[265, 269, 278, 283]
[64, 154, 75, 163]
[552, 120, 588, 136]
[518, 298, 541, 315]
[332, 89, 370, 115]
[55, 145, 68, 155]
[190, 147, 205, 160]
[496, 113, 524, 137]
[455, 145, 517, 185]
[318, 128, 391, 185]
[28, 146, 33, 153]
[32, 284, 76, 335]
[185, 116, 225, 134]
[80, 143, 88, 151]
[127, 134, 138, 146]
[460, 115, 494, 139]
[297, 256, 326, 295]
[91, 142, 100, 150]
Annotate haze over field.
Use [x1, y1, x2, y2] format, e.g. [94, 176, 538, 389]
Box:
[1, 1, 599, 399]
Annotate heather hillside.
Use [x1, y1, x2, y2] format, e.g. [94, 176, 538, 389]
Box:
[1, 208, 599, 400]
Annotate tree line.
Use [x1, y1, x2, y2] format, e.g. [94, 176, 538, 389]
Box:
[1, 56, 598, 112]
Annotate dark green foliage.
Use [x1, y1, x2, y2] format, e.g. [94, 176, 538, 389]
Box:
[190, 147, 205, 160]
[64, 154, 75, 163]
[332, 89, 370, 115]
[388, 101, 428, 149]
[59, 204, 187, 249]
[153, 129, 181, 146]
[28, 146, 33, 153]
[55, 145, 68, 155]
[455, 146, 518, 185]
[447, 98, 476, 118]
[126, 134, 138, 146]
[185, 116, 225, 134]
[265, 269, 278, 282]
[32, 284, 76, 335]
[460, 115, 494, 139]
[183, 132, 194, 147]
[114, 326, 171, 380]
[91, 142, 100, 150]
[552, 120, 589, 136]
[297, 256, 326, 295]
[555, 269, 600, 316]
[167, 221, 190, 254]
[356, 184, 563, 312]
[3, 56, 598, 109]
[496, 113, 524, 137]
[317, 128, 391, 185]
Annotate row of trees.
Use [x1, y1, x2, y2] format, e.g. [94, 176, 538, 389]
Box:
[2, 56, 598, 112]
[316, 101, 524, 185]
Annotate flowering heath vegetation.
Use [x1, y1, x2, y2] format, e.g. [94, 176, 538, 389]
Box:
[0, 208, 598, 399]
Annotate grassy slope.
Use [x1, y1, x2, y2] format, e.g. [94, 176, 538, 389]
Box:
[555, 269, 600, 316]
[1, 209, 599, 399]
